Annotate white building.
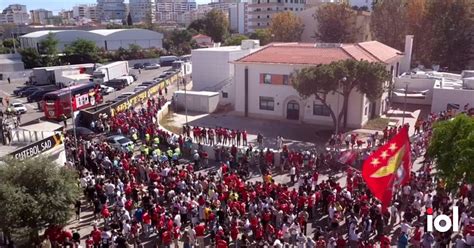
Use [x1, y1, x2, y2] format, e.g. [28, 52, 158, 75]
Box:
[229, 2, 248, 33]
[178, 5, 209, 26]
[0, 4, 30, 25]
[393, 70, 474, 114]
[230, 41, 406, 128]
[191, 40, 260, 92]
[30, 9, 53, 25]
[156, 0, 197, 24]
[96, 0, 127, 22]
[73, 4, 98, 22]
[246, 0, 306, 33]
[20, 29, 163, 52]
[130, 0, 156, 23]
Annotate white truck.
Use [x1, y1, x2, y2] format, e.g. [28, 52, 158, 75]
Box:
[93, 61, 129, 84]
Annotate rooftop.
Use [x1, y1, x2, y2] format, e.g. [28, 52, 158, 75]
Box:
[235, 41, 403, 65]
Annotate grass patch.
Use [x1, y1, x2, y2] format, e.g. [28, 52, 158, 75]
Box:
[363, 117, 398, 130]
[159, 112, 183, 134]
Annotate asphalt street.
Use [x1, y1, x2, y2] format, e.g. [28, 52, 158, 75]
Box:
[0, 67, 172, 125]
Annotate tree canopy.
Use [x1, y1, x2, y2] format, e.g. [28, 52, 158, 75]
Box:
[428, 114, 474, 189]
[224, 34, 249, 46]
[371, 0, 473, 71]
[19, 48, 42, 69]
[249, 29, 272, 46]
[0, 156, 80, 245]
[64, 39, 101, 64]
[315, 3, 358, 43]
[268, 12, 304, 42]
[292, 60, 390, 130]
[187, 9, 229, 43]
[163, 29, 196, 56]
[38, 33, 60, 66]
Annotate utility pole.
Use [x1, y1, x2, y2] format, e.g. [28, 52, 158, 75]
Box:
[69, 84, 77, 165]
[184, 63, 188, 124]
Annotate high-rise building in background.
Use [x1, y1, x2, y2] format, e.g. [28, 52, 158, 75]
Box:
[246, 0, 306, 33]
[96, 0, 127, 22]
[130, 0, 156, 23]
[73, 4, 98, 22]
[0, 4, 30, 25]
[156, 0, 197, 24]
[229, 2, 248, 33]
[30, 9, 53, 25]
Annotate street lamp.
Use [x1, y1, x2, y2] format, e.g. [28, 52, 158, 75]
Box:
[183, 63, 188, 125]
[68, 84, 78, 165]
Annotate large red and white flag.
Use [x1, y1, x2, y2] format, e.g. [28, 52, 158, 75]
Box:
[362, 126, 412, 210]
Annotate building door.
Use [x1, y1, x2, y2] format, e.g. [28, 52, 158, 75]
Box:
[287, 100, 299, 120]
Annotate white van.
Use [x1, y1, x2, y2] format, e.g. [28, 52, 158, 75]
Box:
[117, 76, 134, 86]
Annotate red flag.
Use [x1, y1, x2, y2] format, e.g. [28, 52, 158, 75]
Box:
[338, 150, 358, 165]
[362, 126, 411, 210]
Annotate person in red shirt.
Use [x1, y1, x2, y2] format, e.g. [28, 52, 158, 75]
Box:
[379, 234, 391, 248]
[336, 235, 346, 248]
[162, 229, 172, 247]
[90, 226, 102, 246]
[195, 222, 206, 248]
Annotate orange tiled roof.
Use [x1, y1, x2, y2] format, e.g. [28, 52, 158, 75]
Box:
[192, 34, 211, 39]
[235, 41, 403, 65]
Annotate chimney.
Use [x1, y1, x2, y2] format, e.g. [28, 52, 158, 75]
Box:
[400, 35, 414, 74]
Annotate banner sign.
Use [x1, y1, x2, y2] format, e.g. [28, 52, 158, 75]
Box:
[110, 74, 178, 116]
[10, 133, 63, 160]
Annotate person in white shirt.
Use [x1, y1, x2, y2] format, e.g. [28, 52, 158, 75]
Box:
[400, 220, 412, 234]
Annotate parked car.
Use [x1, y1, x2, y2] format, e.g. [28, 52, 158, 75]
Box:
[117, 76, 134, 85]
[159, 56, 178, 67]
[100, 85, 115, 95]
[144, 63, 161, 70]
[133, 63, 144, 69]
[106, 135, 133, 150]
[10, 102, 27, 114]
[13, 86, 33, 96]
[130, 74, 138, 81]
[27, 89, 55, 102]
[134, 86, 148, 92]
[154, 75, 167, 81]
[105, 78, 128, 90]
[67, 127, 96, 140]
[139, 81, 155, 87]
[18, 87, 41, 97]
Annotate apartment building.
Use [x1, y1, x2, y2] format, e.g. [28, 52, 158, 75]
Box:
[229, 2, 248, 33]
[73, 4, 98, 21]
[0, 4, 30, 25]
[156, 0, 197, 24]
[246, 0, 306, 33]
[30, 9, 53, 25]
[96, 0, 127, 22]
[130, 0, 156, 23]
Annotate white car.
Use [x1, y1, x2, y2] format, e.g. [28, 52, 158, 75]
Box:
[144, 63, 160, 70]
[10, 102, 27, 114]
[100, 85, 115, 95]
[134, 86, 148, 92]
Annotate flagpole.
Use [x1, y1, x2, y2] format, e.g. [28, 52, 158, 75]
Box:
[402, 83, 408, 125]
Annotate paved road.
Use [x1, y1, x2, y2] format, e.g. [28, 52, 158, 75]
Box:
[0, 67, 171, 125]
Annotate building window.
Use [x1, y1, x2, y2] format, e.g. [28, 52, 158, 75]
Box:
[364, 106, 368, 116]
[222, 92, 228, 98]
[313, 103, 331, 116]
[257, 16, 260, 18]
[283, 75, 289, 85]
[284, 7, 287, 10]
[260, 97, 274, 111]
[267, 15, 270, 18]
[263, 74, 272, 84]
[257, 23, 260, 26]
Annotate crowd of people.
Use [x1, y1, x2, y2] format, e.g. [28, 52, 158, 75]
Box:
[41, 95, 473, 248]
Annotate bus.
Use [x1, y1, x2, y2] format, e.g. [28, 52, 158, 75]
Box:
[42, 82, 102, 120]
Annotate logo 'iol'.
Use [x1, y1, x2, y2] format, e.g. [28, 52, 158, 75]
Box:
[426, 207, 459, 233]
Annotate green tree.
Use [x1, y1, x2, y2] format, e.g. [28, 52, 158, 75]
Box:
[316, 3, 358, 43]
[249, 29, 272, 46]
[164, 29, 196, 56]
[423, 0, 472, 71]
[268, 12, 304, 42]
[19, 48, 42, 68]
[224, 34, 249, 46]
[370, 0, 408, 50]
[292, 59, 390, 130]
[127, 12, 133, 26]
[428, 114, 474, 189]
[64, 39, 101, 64]
[2, 38, 17, 49]
[0, 156, 80, 246]
[188, 18, 207, 34]
[203, 9, 229, 43]
[38, 32, 60, 66]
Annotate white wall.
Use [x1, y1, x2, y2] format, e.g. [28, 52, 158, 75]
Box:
[392, 76, 435, 105]
[191, 48, 251, 91]
[175, 91, 220, 113]
[431, 87, 474, 113]
[233, 63, 367, 128]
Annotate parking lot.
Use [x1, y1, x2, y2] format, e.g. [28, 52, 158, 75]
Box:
[0, 67, 172, 125]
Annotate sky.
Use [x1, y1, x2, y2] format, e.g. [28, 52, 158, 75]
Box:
[1, 0, 210, 14]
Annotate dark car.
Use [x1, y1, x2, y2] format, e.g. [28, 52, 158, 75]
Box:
[143, 62, 151, 67]
[20, 87, 42, 97]
[130, 74, 138, 81]
[133, 63, 144, 69]
[105, 79, 128, 90]
[27, 89, 55, 102]
[66, 127, 96, 140]
[13, 86, 32, 96]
